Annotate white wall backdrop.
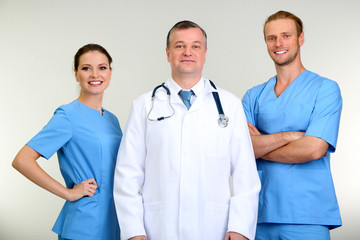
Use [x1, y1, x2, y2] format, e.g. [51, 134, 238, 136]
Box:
[1, 0, 359, 239]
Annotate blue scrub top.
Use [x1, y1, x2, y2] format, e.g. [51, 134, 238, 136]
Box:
[27, 100, 122, 239]
[242, 70, 342, 229]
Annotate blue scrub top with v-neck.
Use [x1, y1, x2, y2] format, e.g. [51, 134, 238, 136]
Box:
[242, 70, 342, 229]
[27, 100, 122, 239]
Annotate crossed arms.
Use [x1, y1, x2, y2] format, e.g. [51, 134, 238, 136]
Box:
[248, 122, 329, 163]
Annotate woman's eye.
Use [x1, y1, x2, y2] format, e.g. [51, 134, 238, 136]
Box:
[81, 67, 90, 71]
[99, 66, 107, 70]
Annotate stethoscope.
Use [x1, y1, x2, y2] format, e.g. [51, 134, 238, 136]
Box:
[147, 80, 229, 128]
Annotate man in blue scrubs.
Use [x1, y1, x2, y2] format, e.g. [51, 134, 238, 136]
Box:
[242, 10, 342, 240]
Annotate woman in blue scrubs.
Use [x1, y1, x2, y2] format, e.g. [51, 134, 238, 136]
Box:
[12, 44, 122, 240]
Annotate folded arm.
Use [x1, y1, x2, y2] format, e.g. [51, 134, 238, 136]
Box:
[248, 122, 328, 163]
[262, 136, 328, 164]
[248, 122, 305, 159]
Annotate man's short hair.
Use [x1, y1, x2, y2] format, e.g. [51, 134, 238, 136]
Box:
[166, 20, 207, 49]
[263, 10, 303, 40]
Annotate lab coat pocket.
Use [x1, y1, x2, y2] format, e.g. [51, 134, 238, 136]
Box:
[144, 201, 165, 240]
[204, 202, 229, 240]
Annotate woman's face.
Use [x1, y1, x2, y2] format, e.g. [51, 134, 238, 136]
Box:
[75, 51, 112, 97]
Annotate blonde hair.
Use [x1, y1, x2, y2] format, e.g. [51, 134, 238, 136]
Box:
[263, 10, 303, 40]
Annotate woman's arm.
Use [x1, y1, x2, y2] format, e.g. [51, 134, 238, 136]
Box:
[12, 145, 97, 201]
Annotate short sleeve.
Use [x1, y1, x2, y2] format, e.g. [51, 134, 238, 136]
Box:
[26, 107, 73, 159]
[242, 90, 256, 125]
[305, 80, 342, 152]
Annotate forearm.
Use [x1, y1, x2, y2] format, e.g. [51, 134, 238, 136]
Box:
[12, 145, 71, 200]
[262, 136, 329, 164]
[251, 131, 303, 159]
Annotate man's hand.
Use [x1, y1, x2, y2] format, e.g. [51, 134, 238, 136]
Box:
[262, 135, 329, 163]
[225, 232, 248, 240]
[247, 121, 307, 159]
[129, 236, 146, 240]
[247, 122, 261, 136]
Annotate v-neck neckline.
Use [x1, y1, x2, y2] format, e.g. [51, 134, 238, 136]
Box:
[272, 70, 308, 99]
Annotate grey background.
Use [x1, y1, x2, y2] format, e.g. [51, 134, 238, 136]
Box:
[1, 0, 359, 239]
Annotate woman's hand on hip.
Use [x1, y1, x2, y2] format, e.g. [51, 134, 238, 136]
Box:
[67, 178, 98, 201]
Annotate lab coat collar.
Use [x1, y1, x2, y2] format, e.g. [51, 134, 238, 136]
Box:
[168, 77, 205, 100]
[189, 78, 217, 111]
[167, 77, 210, 104]
[154, 77, 216, 108]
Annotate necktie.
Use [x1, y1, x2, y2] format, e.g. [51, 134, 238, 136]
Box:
[179, 90, 193, 110]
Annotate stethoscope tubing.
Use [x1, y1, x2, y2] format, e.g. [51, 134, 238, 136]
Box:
[209, 80, 225, 116]
[148, 80, 228, 127]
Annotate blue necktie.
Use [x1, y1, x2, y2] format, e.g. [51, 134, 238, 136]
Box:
[179, 90, 193, 110]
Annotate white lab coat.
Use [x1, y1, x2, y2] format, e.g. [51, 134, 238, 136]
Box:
[114, 78, 260, 240]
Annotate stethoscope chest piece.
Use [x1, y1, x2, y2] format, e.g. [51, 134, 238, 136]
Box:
[218, 114, 229, 128]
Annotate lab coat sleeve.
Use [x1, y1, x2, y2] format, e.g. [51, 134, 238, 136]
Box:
[227, 101, 261, 240]
[114, 98, 147, 240]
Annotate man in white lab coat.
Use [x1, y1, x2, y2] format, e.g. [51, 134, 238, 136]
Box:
[114, 20, 260, 240]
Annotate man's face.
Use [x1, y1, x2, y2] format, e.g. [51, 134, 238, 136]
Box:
[166, 27, 207, 78]
[264, 18, 304, 67]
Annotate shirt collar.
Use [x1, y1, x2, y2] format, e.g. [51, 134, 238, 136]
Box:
[168, 77, 206, 97]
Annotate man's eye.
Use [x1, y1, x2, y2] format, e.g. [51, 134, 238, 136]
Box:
[175, 45, 183, 48]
